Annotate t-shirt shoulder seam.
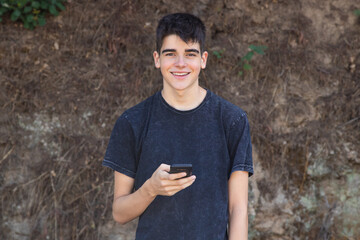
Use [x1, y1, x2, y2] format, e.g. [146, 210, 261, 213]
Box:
[121, 93, 157, 119]
[118, 114, 136, 137]
[229, 112, 247, 131]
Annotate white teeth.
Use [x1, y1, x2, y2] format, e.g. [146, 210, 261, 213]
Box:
[172, 72, 189, 76]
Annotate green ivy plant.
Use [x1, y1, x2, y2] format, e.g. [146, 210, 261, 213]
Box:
[354, 9, 360, 16]
[0, 0, 66, 29]
[212, 49, 225, 59]
[238, 45, 267, 76]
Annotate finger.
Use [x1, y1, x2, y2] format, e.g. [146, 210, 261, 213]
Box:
[163, 178, 196, 195]
[162, 187, 181, 196]
[157, 164, 171, 180]
[177, 175, 196, 185]
[177, 179, 196, 192]
[164, 175, 196, 187]
[168, 172, 187, 180]
[158, 169, 173, 180]
[162, 185, 188, 196]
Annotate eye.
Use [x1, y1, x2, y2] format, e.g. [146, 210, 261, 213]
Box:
[165, 53, 175, 56]
[187, 53, 196, 57]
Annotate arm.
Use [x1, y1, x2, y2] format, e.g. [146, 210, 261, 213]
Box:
[112, 164, 196, 224]
[228, 170, 249, 240]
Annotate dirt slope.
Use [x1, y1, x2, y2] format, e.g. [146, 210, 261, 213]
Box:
[0, 0, 359, 239]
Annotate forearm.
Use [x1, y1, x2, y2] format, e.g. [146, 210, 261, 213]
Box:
[112, 164, 195, 224]
[112, 179, 156, 224]
[228, 207, 248, 240]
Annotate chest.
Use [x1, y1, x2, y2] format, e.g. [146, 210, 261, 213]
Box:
[134, 113, 230, 189]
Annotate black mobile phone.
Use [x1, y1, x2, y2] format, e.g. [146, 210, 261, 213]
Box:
[169, 164, 193, 178]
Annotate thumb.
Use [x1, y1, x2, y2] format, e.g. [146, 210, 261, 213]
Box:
[158, 163, 171, 172]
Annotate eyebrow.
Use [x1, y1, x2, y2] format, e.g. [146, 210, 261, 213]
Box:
[185, 49, 200, 54]
[161, 49, 176, 54]
[161, 49, 200, 54]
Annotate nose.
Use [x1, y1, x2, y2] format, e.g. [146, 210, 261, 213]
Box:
[175, 56, 187, 67]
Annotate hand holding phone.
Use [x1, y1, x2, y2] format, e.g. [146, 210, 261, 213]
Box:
[169, 164, 193, 179]
[146, 164, 195, 197]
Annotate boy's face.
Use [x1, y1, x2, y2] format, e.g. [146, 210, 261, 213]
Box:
[153, 34, 208, 93]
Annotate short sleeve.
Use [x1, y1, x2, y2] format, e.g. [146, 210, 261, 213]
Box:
[102, 115, 137, 178]
[228, 113, 254, 177]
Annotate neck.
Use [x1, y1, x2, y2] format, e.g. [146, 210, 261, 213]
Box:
[161, 85, 207, 111]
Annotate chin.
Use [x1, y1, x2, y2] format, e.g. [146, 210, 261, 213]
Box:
[172, 84, 194, 92]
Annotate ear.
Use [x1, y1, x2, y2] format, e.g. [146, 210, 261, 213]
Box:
[153, 51, 161, 68]
[201, 51, 208, 69]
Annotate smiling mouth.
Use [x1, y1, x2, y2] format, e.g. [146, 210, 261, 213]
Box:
[171, 72, 190, 76]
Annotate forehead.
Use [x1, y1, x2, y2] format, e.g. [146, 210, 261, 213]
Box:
[161, 34, 200, 51]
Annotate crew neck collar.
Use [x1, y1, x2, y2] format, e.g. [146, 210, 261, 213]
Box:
[158, 89, 211, 114]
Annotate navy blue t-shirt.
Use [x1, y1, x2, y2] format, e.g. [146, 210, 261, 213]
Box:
[103, 90, 253, 240]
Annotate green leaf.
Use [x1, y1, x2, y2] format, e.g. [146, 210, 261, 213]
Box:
[213, 49, 224, 59]
[17, 0, 27, 8]
[24, 6, 32, 13]
[238, 71, 243, 76]
[38, 15, 46, 26]
[10, 9, 21, 21]
[213, 51, 221, 59]
[0, 7, 9, 15]
[56, 2, 65, 11]
[21, 0, 28, 6]
[0, 17, 2, 22]
[32, 1, 40, 9]
[242, 51, 254, 61]
[26, 14, 33, 22]
[354, 9, 360, 16]
[243, 63, 252, 71]
[23, 20, 30, 29]
[40, 1, 48, 9]
[249, 45, 268, 55]
[49, 5, 59, 15]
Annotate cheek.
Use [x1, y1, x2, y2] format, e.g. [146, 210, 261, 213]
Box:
[160, 60, 173, 70]
[190, 61, 202, 71]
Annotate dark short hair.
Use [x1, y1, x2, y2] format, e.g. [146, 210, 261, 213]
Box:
[156, 13, 206, 53]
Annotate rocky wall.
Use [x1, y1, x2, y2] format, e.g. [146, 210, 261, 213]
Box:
[1, 0, 359, 239]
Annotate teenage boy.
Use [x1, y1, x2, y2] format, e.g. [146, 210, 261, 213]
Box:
[103, 13, 253, 240]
